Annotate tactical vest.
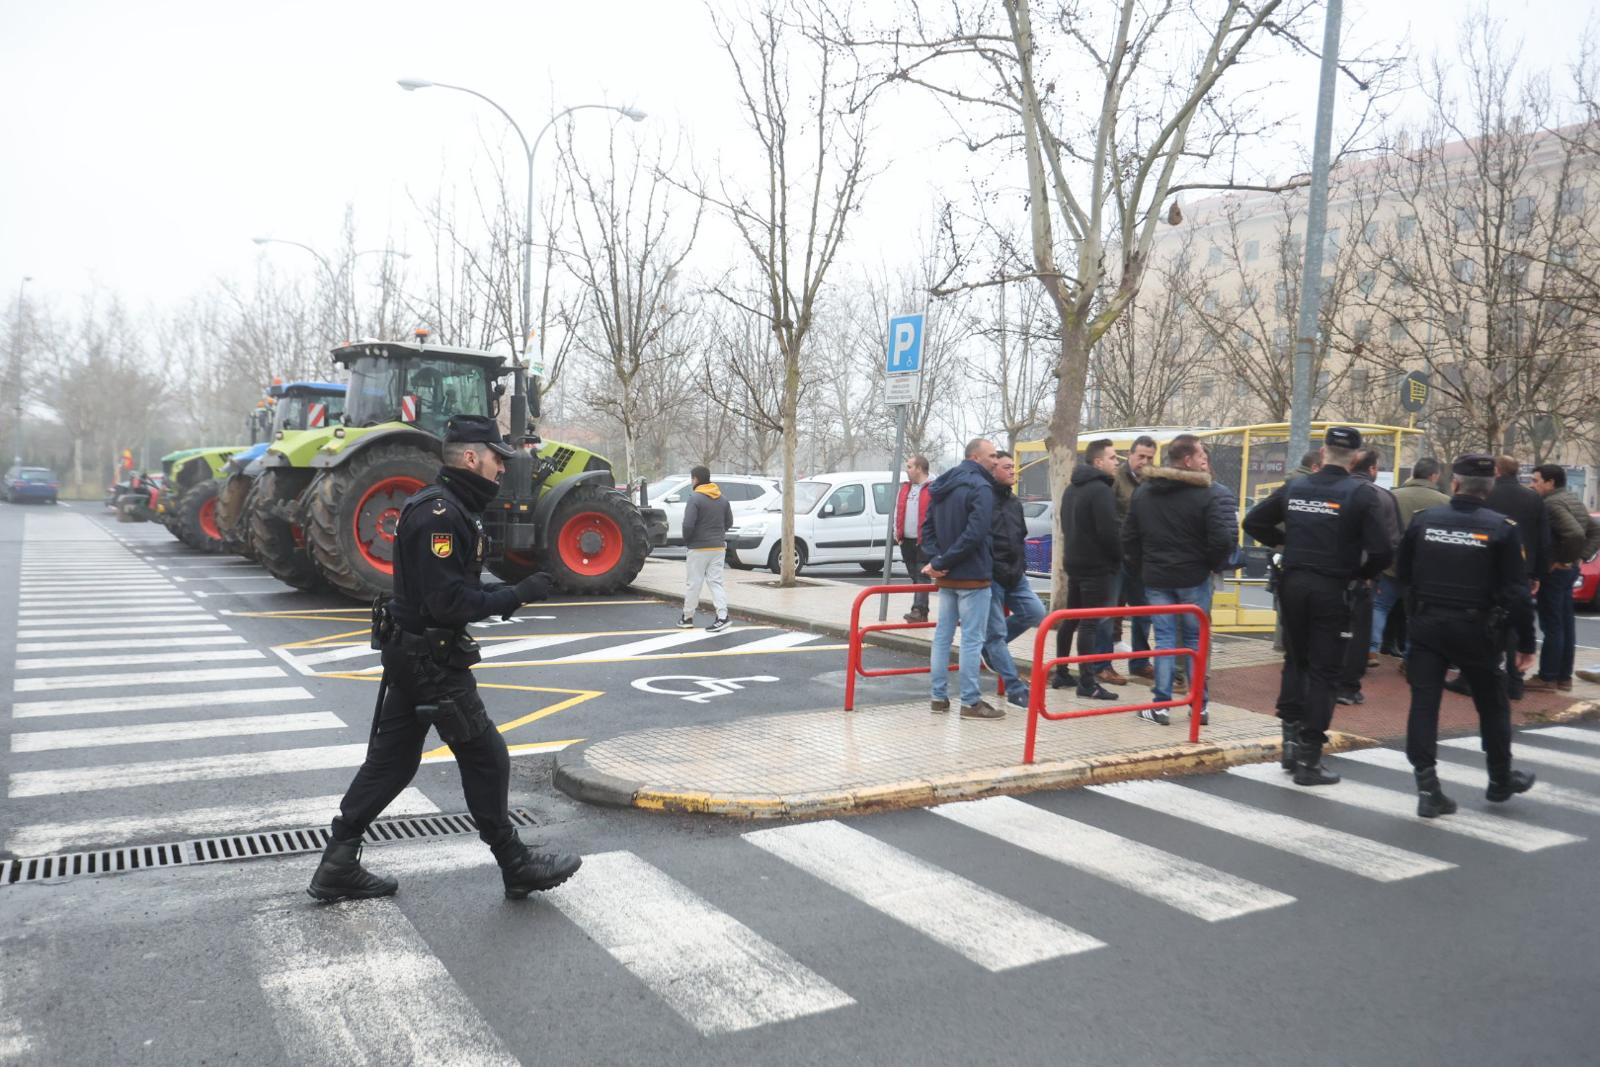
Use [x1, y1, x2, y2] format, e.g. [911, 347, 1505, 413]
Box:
[1407, 503, 1503, 610]
[391, 484, 489, 632]
[1280, 472, 1367, 578]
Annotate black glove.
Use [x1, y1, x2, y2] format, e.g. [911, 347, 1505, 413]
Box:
[514, 573, 553, 603]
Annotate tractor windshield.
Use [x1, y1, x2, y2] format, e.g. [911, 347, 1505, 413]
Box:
[342, 355, 491, 437]
[275, 391, 346, 433]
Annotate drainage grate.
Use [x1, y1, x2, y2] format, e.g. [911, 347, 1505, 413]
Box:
[1, 808, 540, 888]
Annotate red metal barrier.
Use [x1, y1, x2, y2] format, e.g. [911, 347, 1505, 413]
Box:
[845, 583, 948, 711]
[1023, 603, 1211, 764]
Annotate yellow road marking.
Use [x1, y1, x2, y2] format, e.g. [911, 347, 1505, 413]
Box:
[280, 624, 782, 653]
[422, 738, 582, 761]
[472, 644, 848, 669]
[232, 598, 662, 621]
[277, 627, 372, 650]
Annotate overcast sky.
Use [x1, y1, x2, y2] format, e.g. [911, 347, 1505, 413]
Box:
[2, 0, 1591, 320]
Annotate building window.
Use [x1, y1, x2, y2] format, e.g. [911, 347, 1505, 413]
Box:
[1244, 240, 1260, 262]
[1203, 292, 1219, 313]
[1240, 285, 1258, 308]
[1238, 328, 1254, 350]
[1199, 379, 1215, 399]
[1208, 245, 1224, 266]
[1455, 206, 1477, 233]
[1274, 280, 1291, 311]
[1452, 258, 1476, 283]
[1362, 221, 1379, 246]
[1559, 186, 1585, 216]
[1503, 254, 1529, 282]
[1389, 320, 1407, 342]
[1353, 319, 1372, 344]
[1511, 196, 1535, 236]
[1272, 327, 1289, 353]
[1351, 368, 1369, 394]
[1314, 370, 1331, 399]
[1389, 263, 1410, 291]
[1357, 270, 1376, 297]
[1552, 245, 1577, 268]
[1398, 215, 1418, 240]
[1444, 309, 1465, 338]
[1323, 227, 1342, 253]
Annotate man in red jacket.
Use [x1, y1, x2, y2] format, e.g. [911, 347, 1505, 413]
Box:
[895, 454, 933, 621]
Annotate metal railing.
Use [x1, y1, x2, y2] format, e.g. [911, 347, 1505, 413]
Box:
[844, 583, 954, 711]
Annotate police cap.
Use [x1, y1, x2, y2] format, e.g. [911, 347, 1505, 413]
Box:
[444, 414, 515, 458]
[1324, 425, 1362, 450]
[1451, 453, 1496, 478]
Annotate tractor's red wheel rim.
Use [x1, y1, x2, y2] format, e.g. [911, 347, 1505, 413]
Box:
[353, 476, 426, 573]
[557, 511, 624, 576]
[198, 496, 221, 541]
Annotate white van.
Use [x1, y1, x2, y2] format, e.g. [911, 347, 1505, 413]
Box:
[725, 470, 900, 573]
[646, 474, 782, 545]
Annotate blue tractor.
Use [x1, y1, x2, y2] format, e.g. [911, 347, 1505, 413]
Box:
[215, 380, 346, 559]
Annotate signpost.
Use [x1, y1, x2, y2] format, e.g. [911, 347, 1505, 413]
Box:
[880, 314, 925, 621]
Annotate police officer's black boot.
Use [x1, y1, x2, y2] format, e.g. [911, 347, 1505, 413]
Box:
[1279, 720, 1297, 772]
[1414, 766, 1457, 818]
[1486, 767, 1536, 803]
[306, 836, 398, 903]
[1293, 737, 1342, 787]
[493, 835, 583, 900]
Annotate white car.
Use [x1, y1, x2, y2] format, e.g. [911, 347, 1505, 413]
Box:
[646, 474, 782, 545]
[726, 470, 900, 573]
[1021, 499, 1053, 538]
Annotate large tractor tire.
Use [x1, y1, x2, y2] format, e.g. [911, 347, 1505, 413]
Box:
[216, 473, 257, 559]
[307, 444, 441, 602]
[177, 481, 226, 553]
[249, 467, 325, 592]
[490, 483, 650, 595]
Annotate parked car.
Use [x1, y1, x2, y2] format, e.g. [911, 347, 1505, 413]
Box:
[3, 466, 60, 505]
[726, 470, 898, 573]
[1021, 498, 1053, 538]
[647, 474, 781, 545]
[1577, 515, 1600, 609]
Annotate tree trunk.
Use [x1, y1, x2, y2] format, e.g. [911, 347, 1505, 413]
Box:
[1045, 315, 1091, 614]
[779, 345, 801, 586]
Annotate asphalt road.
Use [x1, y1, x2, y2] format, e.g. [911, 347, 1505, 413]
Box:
[3, 501, 1599, 1065]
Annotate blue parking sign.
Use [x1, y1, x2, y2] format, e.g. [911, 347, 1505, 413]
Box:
[885, 313, 924, 373]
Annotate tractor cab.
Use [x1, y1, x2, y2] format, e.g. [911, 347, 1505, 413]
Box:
[334, 341, 507, 438]
[269, 380, 347, 435]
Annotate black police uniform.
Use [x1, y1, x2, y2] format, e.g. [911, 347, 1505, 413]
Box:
[1243, 428, 1394, 784]
[308, 414, 579, 903]
[1398, 461, 1536, 813]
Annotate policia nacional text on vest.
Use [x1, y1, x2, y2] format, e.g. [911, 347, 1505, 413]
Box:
[1243, 426, 1395, 787]
[306, 414, 582, 904]
[1397, 453, 1537, 817]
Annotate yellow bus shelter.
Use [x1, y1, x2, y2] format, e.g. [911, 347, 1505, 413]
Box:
[1016, 422, 1426, 633]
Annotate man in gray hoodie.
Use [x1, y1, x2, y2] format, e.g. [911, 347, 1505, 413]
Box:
[680, 466, 735, 632]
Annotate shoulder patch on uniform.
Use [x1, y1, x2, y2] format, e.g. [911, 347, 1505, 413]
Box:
[431, 533, 453, 558]
[431, 501, 448, 516]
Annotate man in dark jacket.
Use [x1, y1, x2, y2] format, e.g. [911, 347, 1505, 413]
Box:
[982, 450, 1046, 708]
[1123, 435, 1238, 724]
[1054, 439, 1124, 700]
[1114, 435, 1159, 677]
[920, 438, 1003, 719]
[1528, 464, 1600, 692]
[1481, 456, 1549, 697]
[1335, 448, 1399, 706]
[1378, 456, 1449, 668]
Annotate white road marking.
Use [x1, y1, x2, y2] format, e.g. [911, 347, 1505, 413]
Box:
[1228, 763, 1583, 852]
[19, 579, 168, 588]
[0, 957, 35, 1062]
[248, 905, 521, 1067]
[545, 850, 854, 1035]
[728, 631, 825, 653]
[1442, 736, 1600, 776]
[1340, 747, 1600, 817]
[5, 788, 438, 856]
[16, 610, 215, 625]
[279, 643, 382, 669]
[169, 575, 282, 583]
[14, 664, 287, 693]
[933, 795, 1295, 920]
[1527, 726, 1600, 748]
[475, 633, 595, 661]
[18, 594, 192, 606]
[552, 627, 758, 662]
[8, 742, 372, 796]
[15, 648, 266, 670]
[15, 635, 246, 654]
[16, 623, 232, 640]
[744, 820, 1104, 970]
[11, 712, 345, 753]
[1089, 779, 1453, 882]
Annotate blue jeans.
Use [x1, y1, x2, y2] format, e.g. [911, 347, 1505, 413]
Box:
[1148, 580, 1214, 707]
[1370, 574, 1405, 656]
[984, 577, 1047, 697]
[931, 585, 992, 706]
[1121, 564, 1151, 672]
[1537, 566, 1578, 682]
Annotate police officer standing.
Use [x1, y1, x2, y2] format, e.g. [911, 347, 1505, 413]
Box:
[1244, 427, 1396, 786]
[1397, 454, 1537, 817]
[308, 415, 581, 902]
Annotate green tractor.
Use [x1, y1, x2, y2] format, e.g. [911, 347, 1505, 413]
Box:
[216, 380, 346, 560]
[157, 445, 245, 553]
[252, 337, 662, 601]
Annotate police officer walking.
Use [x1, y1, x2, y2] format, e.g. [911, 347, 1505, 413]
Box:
[1397, 454, 1537, 817]
[1244, 427, 1396, 786]
[308, 414, 581, 902]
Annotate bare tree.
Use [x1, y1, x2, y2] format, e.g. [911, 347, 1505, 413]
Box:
[970, 277, 1054, 446]
[705, 291, 789, 476]
[699, 0, 873, 585]
[1355, 14, 1600, 457]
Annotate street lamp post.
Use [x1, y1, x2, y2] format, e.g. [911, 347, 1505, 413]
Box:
[396, 76, 644, 439]
[251, 237, 410, 342]
[8, 276, 31, 464]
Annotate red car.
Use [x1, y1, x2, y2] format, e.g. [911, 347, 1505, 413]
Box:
[1576, 514, 1600, 608]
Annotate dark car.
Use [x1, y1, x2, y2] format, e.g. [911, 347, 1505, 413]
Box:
[3, 466, 60, 505]
[1577, 513, 1600, 610]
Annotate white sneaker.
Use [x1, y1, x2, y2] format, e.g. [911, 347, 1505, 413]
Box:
[677, 614, 695, 629]
[706, 616, 731, 632]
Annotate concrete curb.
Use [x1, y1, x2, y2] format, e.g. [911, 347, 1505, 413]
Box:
[1523, 698, 1600, 726]
[552, 729, 1376, 819]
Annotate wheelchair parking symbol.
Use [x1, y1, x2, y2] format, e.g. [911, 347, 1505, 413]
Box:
[632, 674, 780, 704]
